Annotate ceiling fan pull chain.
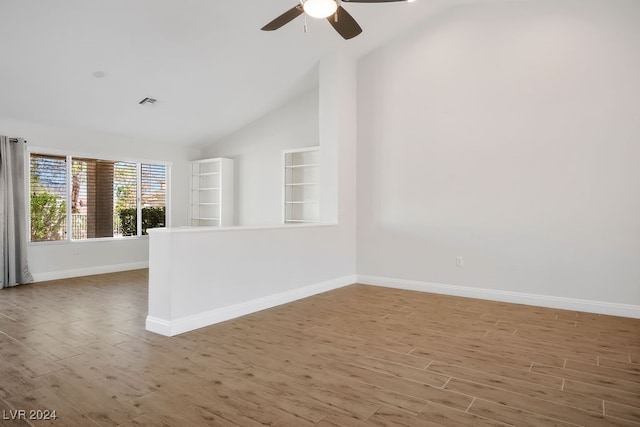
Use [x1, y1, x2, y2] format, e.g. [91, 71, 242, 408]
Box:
[304, 13, 308, 33]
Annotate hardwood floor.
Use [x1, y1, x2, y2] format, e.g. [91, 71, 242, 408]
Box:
[1, 270, 639, 426]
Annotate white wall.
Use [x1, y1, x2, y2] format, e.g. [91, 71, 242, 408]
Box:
[357, 0, 640, 308]
[147, 55, 358, 335]
[0, 117, 196, 281]
[202, 89, 319, 226]
[147, 225, 356, 336]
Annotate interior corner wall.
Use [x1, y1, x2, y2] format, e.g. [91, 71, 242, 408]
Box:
[319, 53, 358, 261]
[202, 89, 319, 226]
[356, 0, 640, 307]
[0, 117, 196, 281]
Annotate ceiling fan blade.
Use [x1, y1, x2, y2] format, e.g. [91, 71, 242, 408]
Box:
[327, 6, 362, 40]
[342, 0, 407, 2]
[261, 5, 304, 31]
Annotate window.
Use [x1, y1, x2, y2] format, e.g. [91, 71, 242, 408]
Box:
[141, 163, 167, 234]
[29, 152, 168, 242]
[30, 154, 67, 241]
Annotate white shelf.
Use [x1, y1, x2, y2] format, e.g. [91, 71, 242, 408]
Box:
[285, 163, 319, 169]
[283, 146, 320, 224]
[285, 201, 318, 204]
[190, 158, 234, 227]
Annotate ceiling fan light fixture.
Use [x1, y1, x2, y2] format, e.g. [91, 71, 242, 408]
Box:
[303, 0, 338, 19]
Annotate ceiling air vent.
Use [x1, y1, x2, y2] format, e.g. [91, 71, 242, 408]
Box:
[139, 97, 157, 105]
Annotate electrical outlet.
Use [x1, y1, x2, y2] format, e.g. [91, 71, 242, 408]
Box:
[456, 256, 464, 268]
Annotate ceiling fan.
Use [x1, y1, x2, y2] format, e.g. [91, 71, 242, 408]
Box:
[262, 0, 412, 40]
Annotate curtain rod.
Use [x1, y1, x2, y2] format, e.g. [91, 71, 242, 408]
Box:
[8, 138, 27, 143]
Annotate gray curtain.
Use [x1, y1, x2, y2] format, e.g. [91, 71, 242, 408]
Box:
[0, 135, 33, 288]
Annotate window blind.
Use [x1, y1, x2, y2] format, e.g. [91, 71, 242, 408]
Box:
[29, 154, 67, 241]
[141, 163, 167, 234]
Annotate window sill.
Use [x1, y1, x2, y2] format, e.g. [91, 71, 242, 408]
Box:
[28, 235, 149, 247]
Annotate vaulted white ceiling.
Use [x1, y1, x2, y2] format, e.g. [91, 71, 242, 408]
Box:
[0, 0, 502, 147]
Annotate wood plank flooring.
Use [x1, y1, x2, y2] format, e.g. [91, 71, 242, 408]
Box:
[0, 270, 638, 426]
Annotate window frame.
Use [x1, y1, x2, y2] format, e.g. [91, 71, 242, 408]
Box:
[27, 147, 171, 244]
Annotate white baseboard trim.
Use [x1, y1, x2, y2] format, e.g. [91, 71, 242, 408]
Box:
[357, 275, 640, 319]
[146, 275, 357, 336]
[145, 316, 173, 336]
[31, 261, 149, 283]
